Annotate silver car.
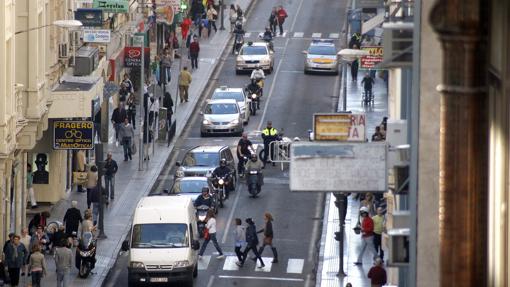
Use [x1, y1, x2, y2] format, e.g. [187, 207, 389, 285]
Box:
[236, 42, 274, 74]
[303, 40, 339, 74]
[211, 86, 250, 124]
[200, 99, 244, 136]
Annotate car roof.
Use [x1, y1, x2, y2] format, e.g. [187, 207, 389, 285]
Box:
[243, 41, 268, 47]
[310, 39, 336, 47]
[177, 176, 209, 182]
[137, 196, 191, 210]
[214, 86, 244, 93]
[207, 99, 238, 104]
[189, 145, 228, 153]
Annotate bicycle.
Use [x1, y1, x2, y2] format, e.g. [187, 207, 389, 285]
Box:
[361, 90, 374, 106]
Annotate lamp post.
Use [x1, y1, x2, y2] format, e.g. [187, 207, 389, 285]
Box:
[337, 49, 370, 111]
[219, 0, 225, 30]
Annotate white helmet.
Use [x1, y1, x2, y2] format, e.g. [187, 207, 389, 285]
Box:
[360, 206, 369, 213]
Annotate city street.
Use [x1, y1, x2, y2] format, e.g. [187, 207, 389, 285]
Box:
[104, 0, 346, 286]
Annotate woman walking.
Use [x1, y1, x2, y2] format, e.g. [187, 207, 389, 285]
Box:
[206, 5, 218, 37]
[28, 244, 47, 287]
[233, 218, 246, 263]
[237, 218, 264, 268]
[257, 212, 278, 263]
[198, 210, 225, 259]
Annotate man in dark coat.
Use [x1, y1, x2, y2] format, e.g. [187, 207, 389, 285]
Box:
[63, 200, 83, 237]
[237, 218, 265, 268]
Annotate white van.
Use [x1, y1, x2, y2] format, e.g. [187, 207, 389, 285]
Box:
[122, 196, 200, 287]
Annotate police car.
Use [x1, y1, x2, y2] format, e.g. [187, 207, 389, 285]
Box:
[236, 42, 274, 74]
[302, 39, 339, 74]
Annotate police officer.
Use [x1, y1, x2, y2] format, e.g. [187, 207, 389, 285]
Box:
[261, 121, 278, 167]
[212, 159, 233, 198]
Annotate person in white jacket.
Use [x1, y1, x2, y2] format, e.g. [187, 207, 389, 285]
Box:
[198, 210, 225, 260]
[233, 218, 246, 263]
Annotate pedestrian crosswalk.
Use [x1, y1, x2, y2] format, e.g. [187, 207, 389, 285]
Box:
[243, 31, 341, 40]
[198, 255, 305, 274]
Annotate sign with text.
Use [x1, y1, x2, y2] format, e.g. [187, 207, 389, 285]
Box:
[76, 0, 94, 4]
[313, 113, 366, 142]
[75, 9, 103, 27]
[93, 0, 129, 13]
[53, 121, 94, 150]
[124, 47, 150, 68]
[360, 46, 383, 69]
[83, 29, 111, 43]
[290, 142, 387, 192]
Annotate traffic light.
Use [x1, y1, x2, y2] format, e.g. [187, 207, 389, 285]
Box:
[334, 232, 342, 242]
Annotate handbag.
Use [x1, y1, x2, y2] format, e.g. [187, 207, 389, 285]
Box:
[353, 213, 361, 234]
[203, 227, 210, 240]
[131, 142, 137, 155]
[73, 172, 88, 185]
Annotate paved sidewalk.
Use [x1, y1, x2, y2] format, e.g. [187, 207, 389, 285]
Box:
[21, 2, 253, 287]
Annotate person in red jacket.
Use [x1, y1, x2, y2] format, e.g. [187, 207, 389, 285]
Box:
[181, 17, 192, 40]
[276, 5, 288, 36]
[354, 206, 377, 265]
[367, 258, 387, 287]
[189, 36, 200, 70]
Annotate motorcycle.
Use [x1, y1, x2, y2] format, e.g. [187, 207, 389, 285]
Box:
[76, 232, 97, 278]
[246, 169, 263, 197]
[258, 32, 274, 52]
[213, 174, 231, 207]
[196, 205, 210, 238]
[233, 33, 244, 55]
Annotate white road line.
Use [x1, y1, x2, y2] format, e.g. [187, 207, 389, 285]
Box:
[221, 186, 242, 244]
[198, 255, 211, 270]
[311, 32, 322, 38]
[255, 257, 273, 272]
[279, 70, 303, 73]
[286, 259, 305, 274]
[206, 275, 215, 287]
[244, 32, 252, 38]
[290, 0, 305, 31]
[223, 256, 241, 271]
[218, 275, 304, 282]
[293, 32, 304, 38]
[329, 33, 340, 39]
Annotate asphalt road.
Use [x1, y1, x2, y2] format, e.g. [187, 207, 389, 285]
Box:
[104, 0, 346, 286]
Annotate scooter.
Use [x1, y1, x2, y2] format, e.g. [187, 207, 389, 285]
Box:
[246, 169, 263, 197]
[233, 33, 244, 55]
[76, 232, 97, 278]
[196, 205, 210, 238]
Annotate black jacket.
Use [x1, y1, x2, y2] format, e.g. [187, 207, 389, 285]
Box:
[212, 166, 231, 178]
[104, 159, 118, 176]
[194, 195, 213, 207]
[111, 108, 127, 124]
[63, 207, 83, 235]
[246, 223, 259, 246]
[259, 220, 274, 238]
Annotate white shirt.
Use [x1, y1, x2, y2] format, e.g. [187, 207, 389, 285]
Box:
[150, 97, 160, 113]
[250, 69, 265, 80]
[206, 217, 217, 234]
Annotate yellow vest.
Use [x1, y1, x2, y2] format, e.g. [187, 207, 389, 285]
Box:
[262, 127, 277, 136]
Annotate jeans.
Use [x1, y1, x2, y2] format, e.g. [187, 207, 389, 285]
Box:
[105, 175, 115, 199]
[208, 21, 217, 36]
[278, 22, 284, 35]
[114, 123, 122, 140]
[31, 270, 42, 287]
[92, 202, 100, 225]
[373, 233, 384, 259]
[190, 54, 198, 69]
[8, 268, 20, 286]
[127, 110, 136, 129]
[122, 137, 132, 160]
[235, 245, 244, 261]
[56, 268, 70, 287]
[241, 244, 264, 265]
[357, 235, 377, 263]
[198, 233, 223, 256]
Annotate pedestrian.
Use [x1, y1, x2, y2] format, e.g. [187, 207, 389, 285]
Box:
[268, 7, 277, 35]
[276, 5, 288, 36]
[27, 163, 38, 209]
[229, 4, 237, 32]
[238, 218, 264, 268]
[111, 103, 127, 143]
[104, 152, 118, 201]
[354, 206, 377, 265]
[379, 117, 388, 139]
[119, 118, 135, 162]
[261, 121, 278, 167]
[361, 73, 375, 99]
[28, 211, 50, 236]
[149, 95, 160, 128]
[372, 207, 385, 260]
[257, 212, 278, 263]
[190, 0, 205, 26]
[207, 5, 218, 37]
[122, 73, 135, 95]
[126, 93, 137, 129]
[118, 83, 129, 106]
[198, 210, 225, 259]
[371, 126, 384, 142]
[54, 239, 72, 287]
[52, 225, 68, 252]
[29, 226, 50, 253]
[20, 228, 31, 276]
[163, 92, 174, 136]
[189, 36, 200, 69]
[349, 33, 361, 49]
[28, 244, 46, 287]
[151, 55, 161, 85]
[350, 57, 359, 81]
[86, 165, 98, 209]
[89, 185, 101, 224]
[181, 17, 192, 40]
[160, 48, 173, 85]
[5, 234, 28, 287]
[361, 193, 375, 215]
[233, 218, 246, 264]
[178, 66, 192, 103]
[80, 213, 95, 238]
[367, 258, 387, 287]
[63, 200, 83, 238]
[345, 283, 353, 287]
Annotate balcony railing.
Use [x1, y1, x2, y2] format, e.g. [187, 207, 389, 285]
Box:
[384, 0, 414, 23]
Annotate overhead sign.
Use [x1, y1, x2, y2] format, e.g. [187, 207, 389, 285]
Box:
[290, 142, 387, 192]
[83, 29, 111, 43]
[93, 0, 129, 13]
[124, 47, 150, 68]
[360, 46, 383, 69]
[53, 121, 94, 150]
[313, 113, 366, 142]
[75, 9, 103, 27]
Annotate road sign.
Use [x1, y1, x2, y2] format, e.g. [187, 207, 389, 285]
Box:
[360, 46, 383, 69]
[83, 29, 111, 43]
[289, 142, 387, 192]
[53, 121, 94, 150]
[93, 0, 129, 13]
[313, 113, 366, 142]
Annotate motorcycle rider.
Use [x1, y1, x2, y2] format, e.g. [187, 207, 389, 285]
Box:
[212, 159, 233, 199]
[246, 79, 262, 109]
[237, 132, 254, 176]
[262, 27, 274, 51]
[261, 121, 278, 167]
[245, 153, 264, 172]
[250, 65, 265, 96]
[233, 23, 245, 54]
[194, 187, 213, 208]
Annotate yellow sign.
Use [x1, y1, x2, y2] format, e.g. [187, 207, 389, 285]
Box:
[313, 113, 366, 141]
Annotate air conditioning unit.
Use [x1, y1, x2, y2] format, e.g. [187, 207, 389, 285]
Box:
[74, 46, 99, 76]
[58, 43, 69, 58]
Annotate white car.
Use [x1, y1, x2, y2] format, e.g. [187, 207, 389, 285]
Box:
[236, 42, 274, 74]
[200, 99, 244, 137]
[303, 39, 339, 74]
[211, 86, 250, 124]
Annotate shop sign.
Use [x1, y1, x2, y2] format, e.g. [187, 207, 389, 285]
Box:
[53, 121, 94, 150]
[124, 46, 150, 68]
[360, 46, 383, 69]
[76, 0, 94, 4]
[75, 8, 104, 27]
[83, 29, 111, 43]
[155, 6, 176, 25]
[313, 113, 366, 142]
[93, 0, 129, 13]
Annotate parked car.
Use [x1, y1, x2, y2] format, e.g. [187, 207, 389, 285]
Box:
[200, 99, 243, 137]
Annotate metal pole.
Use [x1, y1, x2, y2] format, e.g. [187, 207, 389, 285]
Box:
[334, 193, 347, 276]
[219, 0, 225, 30]
[95, 144, 107, 239]
[342, 62, 347, 111]
[138, 39, 144, 171]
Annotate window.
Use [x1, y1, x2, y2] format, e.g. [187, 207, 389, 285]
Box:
[204, 103, 239, 114]
[241, 46, 268, 55]
[308, 45, 336, 55]
[183, 152, 219, 167]
[212, 91, 245, 102]
[172, 180, 209, 194]
[132, 224, 189, 248]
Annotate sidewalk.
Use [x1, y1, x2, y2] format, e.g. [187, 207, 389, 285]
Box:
[317, 69, 388, 287]
[23, 3, 253, 287]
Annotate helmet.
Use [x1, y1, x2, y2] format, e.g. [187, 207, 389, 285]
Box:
[236, 23, 242, 29]
[201, 187, 209, 193]
[220, 158, 226, 166]
[255, 65, 261, 70]
[360, 206, 369, 214]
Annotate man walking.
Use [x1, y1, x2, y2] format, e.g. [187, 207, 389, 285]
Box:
[261, 121, 278, 167]
[111, 103, 127, 143]
[276, 6, 288, 36]
[372, 207, 385, 260]
[367, 258, 387, 287]
[189, 36, 200, 70]
[54, 239, 73, 287]
[354, 206, 378, 265]
[4, 235, 27, 287]
[63, 201, 82, 238]
[119, 118, 135, 161]
[104, 152, 118, 201]
[361, 73, 375, 100]
[237, 218, 264, 268]
[178, 67, 192, 103]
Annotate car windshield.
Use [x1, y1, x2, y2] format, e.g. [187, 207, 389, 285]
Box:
[309, 45, 337, 55]
[205, 103, 238, 114]
[132, 224, 188, 248]
[241, 46, 267, 55]
[183, 152, 219, 167]
[212, 91, 245, 102]
[172, 180, 209, 194]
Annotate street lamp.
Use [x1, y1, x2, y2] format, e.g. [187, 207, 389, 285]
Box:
[219, 0, 225, 30]
[337, 49, 370, 111]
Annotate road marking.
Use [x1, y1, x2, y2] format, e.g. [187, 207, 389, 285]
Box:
[221, 185, 242, 244]
[290, 0, 305, 32]
[311, 32, 322, 38]
[309, 193, 325, 262]
[329, 33, 340, 39]
[218, 275, 304, 282]
[275, 31, 288, 37]
[286, 259, 305, 274]
[293, 32, 304, 38]
[279, 70, 303, 74]
[206, 275, 215, 287]
[255, 257, 273, 272]
[244, 32, 252, 38]
[223, 256, 241, 271]
[198, 255, 211, 270]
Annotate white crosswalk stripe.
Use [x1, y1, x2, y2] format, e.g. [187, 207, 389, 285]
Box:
[201, 256, 305, 274]
[275, 31, 288, 37]
[329, 33, 340, 39]
[244, 32, 252, 38]
[293, 32, 304, 38]
[198, 256, 211, 270]
[223, 256, 241, 271]
[286, 259, 305, 274]
[311, 32, 322, 38]
[254, 257, 273, 272]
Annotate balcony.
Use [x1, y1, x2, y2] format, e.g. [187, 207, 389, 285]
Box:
[381, 0, 414, 67]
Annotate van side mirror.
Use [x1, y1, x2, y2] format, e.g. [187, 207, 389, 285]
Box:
[192, 240, 200, 251]
[121, 240, 130, 251]
[175, 161, 181, 167]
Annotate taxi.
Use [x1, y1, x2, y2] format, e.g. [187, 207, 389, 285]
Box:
[235, 42, 274, 74]
[303, 39, 339, 74]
